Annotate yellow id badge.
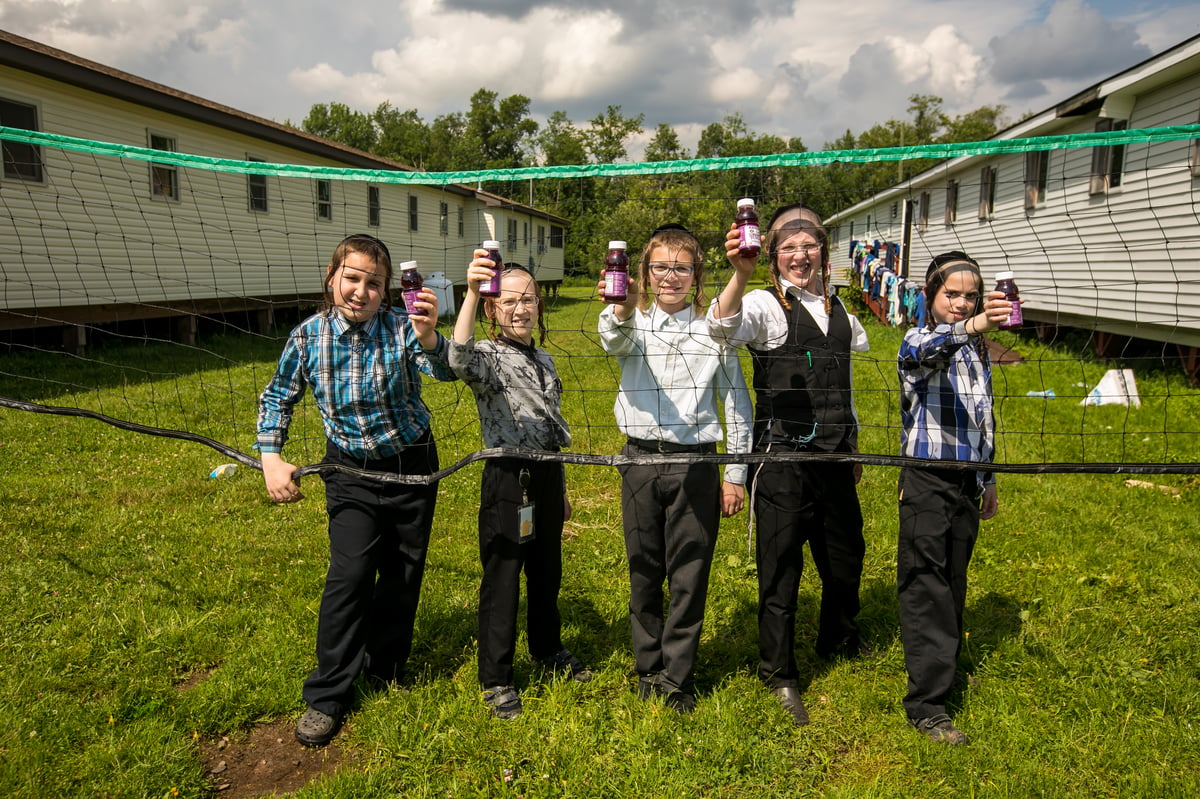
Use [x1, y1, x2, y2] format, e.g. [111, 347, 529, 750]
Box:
[518, 502, 535, 542]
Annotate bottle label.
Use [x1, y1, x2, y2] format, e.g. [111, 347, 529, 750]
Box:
[1006, 299, 1023, 326]
[604, 271, 628, 299]
[739, 224, 761, 251]
[402, 288, 425, 316]
[480, 269, 500, 295]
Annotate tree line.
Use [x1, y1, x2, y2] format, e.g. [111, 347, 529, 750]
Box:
[298, 90, 1006, 276]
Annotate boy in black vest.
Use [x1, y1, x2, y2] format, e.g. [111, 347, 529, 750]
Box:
[707, 204, 870, 726]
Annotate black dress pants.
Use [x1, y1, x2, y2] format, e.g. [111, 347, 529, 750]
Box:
[897, 466, 981, 720]
[476, 457, 566, 687]
[619, 444, 720, 696]
[754, 458, 864, 687]
[303, 435, 438, 716]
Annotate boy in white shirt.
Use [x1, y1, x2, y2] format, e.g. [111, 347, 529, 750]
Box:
[599, 224, 752, 713]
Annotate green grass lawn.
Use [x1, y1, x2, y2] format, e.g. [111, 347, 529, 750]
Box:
[1, 285, 1198, 797]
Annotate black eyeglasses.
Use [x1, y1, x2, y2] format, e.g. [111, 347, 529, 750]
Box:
[648, 263, 696, 278]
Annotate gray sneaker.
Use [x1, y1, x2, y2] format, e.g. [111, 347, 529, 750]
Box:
[911, 714, 969, 746]
[295, 707, 341, 747]
[482, 685, 523, 719]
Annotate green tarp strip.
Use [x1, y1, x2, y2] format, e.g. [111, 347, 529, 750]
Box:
[3, 124, 1199, 185]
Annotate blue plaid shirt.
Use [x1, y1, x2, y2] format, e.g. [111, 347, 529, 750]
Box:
[898, 321, 995, 485]
[257, 307, 456, 461]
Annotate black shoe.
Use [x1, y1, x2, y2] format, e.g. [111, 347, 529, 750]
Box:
[635, 673, 664, 700]
[541, 648, 594, 683]
[771, 685, 810, 727]
[817, 636, 873, 661]
[482, 685, 523, 720]
[295, 707, 342, 747]
[910, 714, 969, 746]
[664, 690, 696, 715]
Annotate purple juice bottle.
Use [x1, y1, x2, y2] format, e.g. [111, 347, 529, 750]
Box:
[995, 271, 1023, 330]
[400, 261, 426, 317]
[736, 198, 761, 258]
[602, 241, 629, 302]
[480, 240, 502, 298]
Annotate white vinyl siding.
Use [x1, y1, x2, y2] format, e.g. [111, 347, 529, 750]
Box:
[0, 61, 567, 316]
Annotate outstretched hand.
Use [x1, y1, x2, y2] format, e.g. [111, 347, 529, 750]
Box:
[409, 287, 440, 347]
[724, 223, 759, 276]
[597, 271, 640, 320]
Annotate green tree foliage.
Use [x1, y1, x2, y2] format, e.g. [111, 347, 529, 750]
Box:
[537, 110, 587, 167]
[644, 123, 687, 162]
[298, 90, 1006, 277]
[583, 105, 645, 164]
[462, 88, 539, 171]
[372, 103, 430, 168]
[820, 94, 1007, 211]
[300, 102, 377, 152]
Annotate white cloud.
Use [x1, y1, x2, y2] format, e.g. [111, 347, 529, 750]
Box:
[0, 0, 1189, 154]
[192, 17, 251, 70]
[0, 0, 226, 66]
[709, 67, 764, 105]
[285, 3, 639, 116]
[990, 0, 1151, 83]
[539, 10, 633, 100]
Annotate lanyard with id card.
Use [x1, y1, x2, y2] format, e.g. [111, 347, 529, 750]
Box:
[518, 467, 535, 542]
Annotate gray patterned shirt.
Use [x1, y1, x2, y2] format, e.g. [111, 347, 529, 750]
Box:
[449, 336, 571, 450]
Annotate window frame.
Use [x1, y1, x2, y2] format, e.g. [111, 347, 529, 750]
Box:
[315, 178, 333, 221]
[1024, 150, 1049, 209]
[978, 165, 996, 220]
[246, 155, 268, 213]
[944, 179, 958, 225]
[0, 96, 45, 183]
[549, 225, 564, 248]
[368, 185, 381, 228]
[1191, 106, 1200, 178]
[917, 191, 930, 232]
[506, 218, 518, 251]
[408, 195, 419, 231]
[1089, 117, 1129, 195]
[148, 131, 179, 201]
[457, 205, 465, 237]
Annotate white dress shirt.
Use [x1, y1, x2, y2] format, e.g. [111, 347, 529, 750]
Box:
[599, 303, 752, 485]
[706, 280, 870, 429]
[706, 280, 870, 353]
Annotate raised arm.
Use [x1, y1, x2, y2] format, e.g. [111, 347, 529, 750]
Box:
[453, 249, 494, 345]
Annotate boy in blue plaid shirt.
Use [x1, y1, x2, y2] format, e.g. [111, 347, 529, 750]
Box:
[896, 251, 1014, 746]
[258, 234, 456, 747]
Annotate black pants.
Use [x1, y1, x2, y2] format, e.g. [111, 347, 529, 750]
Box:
[619, 443, 720, 695]
[477, 457, 566, 687]
[303, 435, 438, 716]
[897, 466, 981, 720]
[753, 458, 864, 687]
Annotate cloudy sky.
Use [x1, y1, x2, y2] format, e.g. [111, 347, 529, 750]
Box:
[2, 0, 1198, 158]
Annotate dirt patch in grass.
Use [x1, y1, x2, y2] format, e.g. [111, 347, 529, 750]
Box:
[198, 719, 347, 798]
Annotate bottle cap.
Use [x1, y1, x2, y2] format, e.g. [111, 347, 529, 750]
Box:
[996, 271, 1015, 282]
[738, 198, 755, 207]
[482, 240, 500, 249]
[400, 260, 419, 271]
[608, 241, 627, 250]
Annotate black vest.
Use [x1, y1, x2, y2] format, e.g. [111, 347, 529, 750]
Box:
[749, 291, 856, 452]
